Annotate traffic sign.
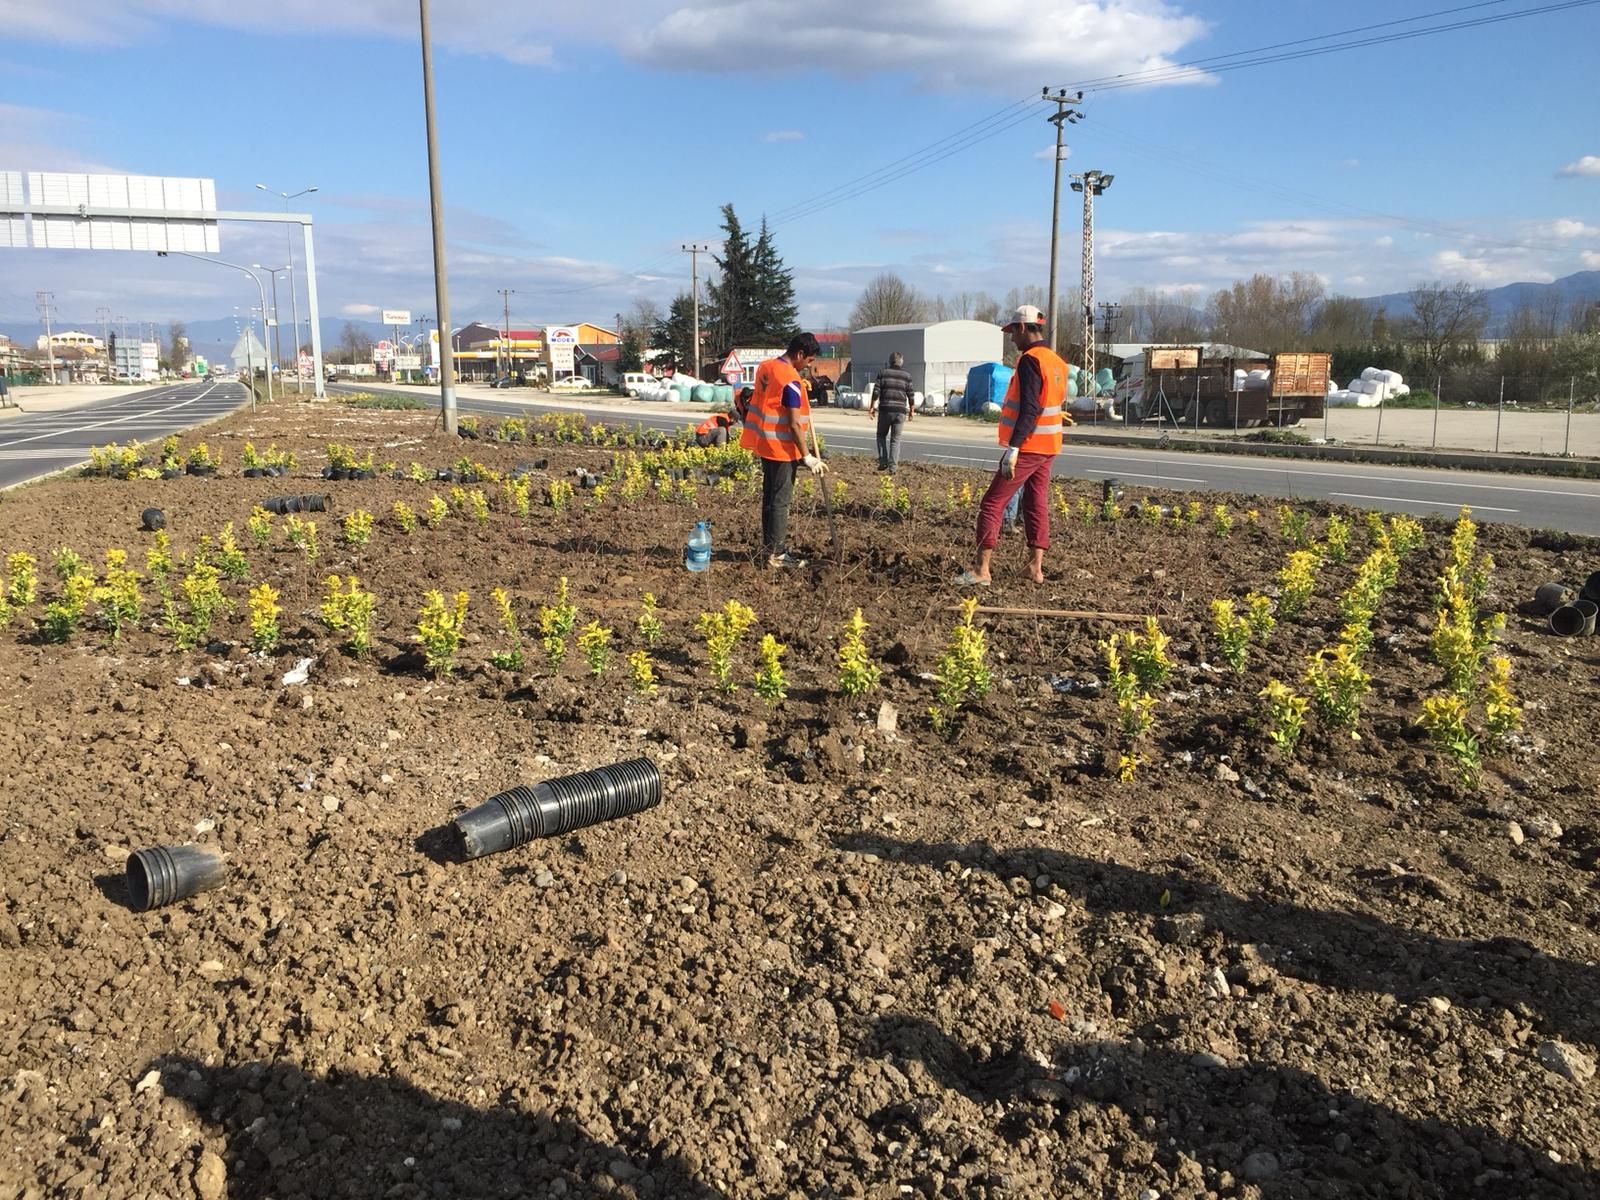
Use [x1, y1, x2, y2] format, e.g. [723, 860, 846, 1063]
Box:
[721, 350, 741, 377]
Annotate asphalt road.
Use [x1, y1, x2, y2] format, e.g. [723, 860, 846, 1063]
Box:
[359, 385, 1600, 534]
[0, 381, 250, 490]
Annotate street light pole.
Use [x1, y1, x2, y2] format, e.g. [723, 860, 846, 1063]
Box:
[158, 250, 272, 408]
[418, 0, 457, 434]
[256, 264, 289, 374]
[257, 184, 318, 394]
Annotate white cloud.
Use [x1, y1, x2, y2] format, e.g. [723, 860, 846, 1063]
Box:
[1558, 155, 1600, 177]
[1432, 248, 1554, 287]
[1584, 250, 1600, 269]
[1341, 158, 1360, 169]
[341, 303, 381, 317]
[763, 130, 805, 143]
[1532, 218, 1599, 240]
[2, 0, 1210, 82]
[628, 0, 1210, 90]
[1375, 236, 1394, 248]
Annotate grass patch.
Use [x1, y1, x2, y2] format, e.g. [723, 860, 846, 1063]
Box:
[339, 392, 431, 410]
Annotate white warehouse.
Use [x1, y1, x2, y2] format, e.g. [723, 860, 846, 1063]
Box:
[848, 320, 1004, 397]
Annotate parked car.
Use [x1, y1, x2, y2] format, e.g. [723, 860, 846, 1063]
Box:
[489, 375, 514, 389]
[622, 372, 652, 396]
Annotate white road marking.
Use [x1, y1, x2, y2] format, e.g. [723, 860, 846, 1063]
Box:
[0, 384, 226, 450]
[1329, 492, 1518, 513]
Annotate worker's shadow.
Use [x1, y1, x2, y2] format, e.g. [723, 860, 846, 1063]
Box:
[868, 1014, 1598, 1197]
[834, 833, 1600, 1053]
[152, 1055, 728, 1200]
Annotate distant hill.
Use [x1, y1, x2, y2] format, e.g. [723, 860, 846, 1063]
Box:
[1356, 270, 1600, 335]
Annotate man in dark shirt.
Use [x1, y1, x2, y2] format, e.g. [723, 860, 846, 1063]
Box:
[868, 352, 915, 473]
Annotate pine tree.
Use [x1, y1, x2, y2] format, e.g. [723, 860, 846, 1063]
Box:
[649, 294, 697, 374]
[707, 204, 758, 354]
[752, 217, 798, 340]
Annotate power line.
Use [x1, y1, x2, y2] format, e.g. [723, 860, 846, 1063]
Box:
[774, 0, 1596, 230]
[1066, 1, 1598, 93]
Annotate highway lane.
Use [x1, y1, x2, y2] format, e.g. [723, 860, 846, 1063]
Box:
[0, 382, 251, 490]
[345, 386, 1600, 534]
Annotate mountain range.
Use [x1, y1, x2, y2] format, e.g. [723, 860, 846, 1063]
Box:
[5, 271, 1599, 354]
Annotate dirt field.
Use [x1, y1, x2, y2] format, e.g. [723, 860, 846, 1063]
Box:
[1, 398, 1597, 1200]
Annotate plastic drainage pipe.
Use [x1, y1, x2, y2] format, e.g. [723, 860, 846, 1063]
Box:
[259, 494, 329, 515]
[1550, 604, 1593, 637]
[452, 758, 663, 860]
[125, 844, 228, 911]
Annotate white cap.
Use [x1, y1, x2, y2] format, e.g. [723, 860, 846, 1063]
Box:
[1001, 304, 1047, 332]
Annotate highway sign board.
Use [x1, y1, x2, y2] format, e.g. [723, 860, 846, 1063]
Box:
[24, 173, 219, 252]
[382, 309, 411, 325]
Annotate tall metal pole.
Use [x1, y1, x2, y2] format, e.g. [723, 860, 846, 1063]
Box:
[1432, 376, 1440, 450]
[301, 223, 326, 398]
[419, 0, 458, 434]
[682, 243, 710, 378]
[498, 288, 515, 378]
[37, 291, 57, 384]
[1069, 169, 1111, 385]
[1494, 375, 1504, 454]
[257, 185, 318, 394]
[1042, 90, 1082, 354]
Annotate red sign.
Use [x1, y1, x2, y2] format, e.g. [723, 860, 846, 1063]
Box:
[721, 351, 741, 377]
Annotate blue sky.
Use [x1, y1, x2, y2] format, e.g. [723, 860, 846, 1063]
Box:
[2, 0, 1597, 338]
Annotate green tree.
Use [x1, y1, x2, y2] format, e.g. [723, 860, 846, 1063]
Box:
[619, 328, 643, 373]
[707, 204, 758, 353]
[650, 294, 697, 374]
[751, 217, 798, 340]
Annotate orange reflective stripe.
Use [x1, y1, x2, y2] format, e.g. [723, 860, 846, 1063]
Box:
[746, 358, 806, 461]
[998, 344, 1068, 456]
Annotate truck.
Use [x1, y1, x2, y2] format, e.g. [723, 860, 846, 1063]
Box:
[1121, 347, 1330, 428]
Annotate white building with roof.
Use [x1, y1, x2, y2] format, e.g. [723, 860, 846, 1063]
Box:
[847, 320, 1004, 397]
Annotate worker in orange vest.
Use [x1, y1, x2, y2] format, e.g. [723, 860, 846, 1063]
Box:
[695, 410, 737, 448]
[739, 333, 827, 568]
[958, 305, 1071, 586]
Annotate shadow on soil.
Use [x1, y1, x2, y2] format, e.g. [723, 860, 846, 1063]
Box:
[835, 834, 1600, 1054]
[868, 1015, 1596, 1197]
[154, 1056, 729, 1200]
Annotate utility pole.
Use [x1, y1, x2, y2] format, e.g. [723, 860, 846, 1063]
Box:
[498, 288, 515, 378]
[36, 291, 57, 385]
[256, 184, 317, 393]
[1070, 169, 1114, 383]
[1042, 89, 1084, 354]
[419, 0, 458, 434]
[95, 306, 111, 374]
[1097, 301, 1123, 362]
[681, 243, 711, 378]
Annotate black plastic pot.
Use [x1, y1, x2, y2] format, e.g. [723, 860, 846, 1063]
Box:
[160, 467, 183, 480]
[125, 844, 228, 911]
[436, 469, 459, 483]
[1534, 582, 1572, 614]
[452, 758, 663, 860]
[1583, 572, 1600, 605]
[259, 493, 329, 515]
[243, 467, 265, 479]
[1550, 603, 1595, 636]
[140, 507, 166, 532]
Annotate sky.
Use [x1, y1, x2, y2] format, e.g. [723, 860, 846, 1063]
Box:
[1, 0, 1598, 342]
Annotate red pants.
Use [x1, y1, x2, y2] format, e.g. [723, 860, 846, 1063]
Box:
[977, 452, 1053, 550]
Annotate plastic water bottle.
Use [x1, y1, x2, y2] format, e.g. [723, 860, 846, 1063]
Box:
[685, 520, 712, 572]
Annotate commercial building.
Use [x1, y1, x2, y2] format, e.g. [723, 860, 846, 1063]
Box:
[546, 323, 617, 383]
[848, 321, 1004, 396]
[451, 323, 545, 382]
[36, 329, 104, 354]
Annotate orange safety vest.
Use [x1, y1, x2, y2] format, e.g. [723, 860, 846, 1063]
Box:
[739, 358, 808, 462]
[696, 412, 733, 437]
[999, 343, 1068, 456]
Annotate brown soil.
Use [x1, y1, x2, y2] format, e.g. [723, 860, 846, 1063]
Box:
[1, 400, 1598, 1200]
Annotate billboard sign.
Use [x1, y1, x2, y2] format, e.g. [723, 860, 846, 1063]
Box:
[395, 354, 422, 370]
[381, 309, 411, 326]
[373, 339, 394, 366]
[428, 328, 440, 366]
[548, 325, 577, 377]
[23, 173, 219, 253]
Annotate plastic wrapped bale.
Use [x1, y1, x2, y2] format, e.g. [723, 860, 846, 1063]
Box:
[1361, 366, 1383, 382]
[981, 401, 1003, 419]
[947, 390, 965, 415]
[691, 384, 714, 404]
[1095, 367, 1115, 394]
[1382, 370, 1405, 389]
[922, 391, 947, 413]
[964, 363, 1014, 419]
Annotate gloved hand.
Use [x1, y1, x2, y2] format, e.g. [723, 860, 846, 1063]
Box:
[1000, 447, 1019, 478]
[802, 454, 828, 476]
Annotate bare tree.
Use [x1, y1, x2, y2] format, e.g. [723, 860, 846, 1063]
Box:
[1306, 296, 1376, 348]
[1207, 272, 1325, 350]
[850, 273, 929, 330]
[971, 291, 1002, 325]
[167, 320, 191, 372]
[1401, 281, 1490, 374]
[1122, 287, 1207, 343]
[339, 321, 373, 365]
[622, 298, 663, 343]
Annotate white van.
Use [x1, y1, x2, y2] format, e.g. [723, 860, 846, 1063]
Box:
[622, 373, 652, 397]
